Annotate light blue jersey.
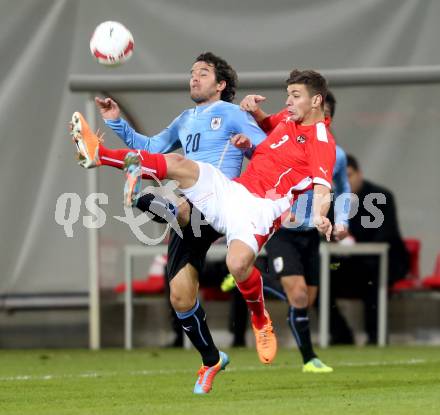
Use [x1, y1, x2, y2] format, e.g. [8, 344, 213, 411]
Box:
[104, 100, 266, 179]
[287, 145, 351, 231]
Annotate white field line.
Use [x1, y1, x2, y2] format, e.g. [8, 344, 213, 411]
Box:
[0, 358, 430, 382]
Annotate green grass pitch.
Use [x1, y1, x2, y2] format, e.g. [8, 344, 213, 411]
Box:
[0, 346, 439, 414]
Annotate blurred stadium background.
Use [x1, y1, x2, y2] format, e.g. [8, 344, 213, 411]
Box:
[1, 0, 439, 353]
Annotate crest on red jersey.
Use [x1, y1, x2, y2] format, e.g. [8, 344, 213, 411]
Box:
[210, 117, 222, 130]
[296, 135, 306, 143]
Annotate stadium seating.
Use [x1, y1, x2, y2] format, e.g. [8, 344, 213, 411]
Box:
[114, 238, 438, 299]
[113, 253, 231, 300]
[114, 254, 167, 295]
[422, 252, 440, 289]
[391, 238, 423, 293]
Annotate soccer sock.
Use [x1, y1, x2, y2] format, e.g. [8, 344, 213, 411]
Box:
[236, 267, 267, 329]
[175, 299, 220, 367]
[98, 146, 167, 179]
[135, 193, 178, 223]
[287, 306, 317, 364]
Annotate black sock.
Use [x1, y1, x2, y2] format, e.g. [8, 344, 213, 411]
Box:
[135, 193, 177, 224]
[176, 300, 219, 367]
[287, 306, 317, 364]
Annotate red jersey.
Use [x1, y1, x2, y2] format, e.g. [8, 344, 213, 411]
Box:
[236, 111, 336, 199]
[259, 109, 289, 135]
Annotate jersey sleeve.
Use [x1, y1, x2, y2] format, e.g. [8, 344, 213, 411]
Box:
[258, 109, 288, 134]
[232, 110, 267, 145]
[104, 115, 181, 153]
[307, 123, 336, 189]
[229, 109, 267, 158]
[332, 146, 351, 226]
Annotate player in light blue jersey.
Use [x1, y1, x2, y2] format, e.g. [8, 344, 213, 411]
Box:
[94, 52, 267, 394]
[239, 89, 350, 373]
[104, 99, 263, 180]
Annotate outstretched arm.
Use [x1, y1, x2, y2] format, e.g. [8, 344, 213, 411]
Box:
[240, 94, 269, 124]
[95, 97, 121, 120]
[312, 184, 332, 241]
[332, 148, 351, 240]
[95, 96, 180, 153]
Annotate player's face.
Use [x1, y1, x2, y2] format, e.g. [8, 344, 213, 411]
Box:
[285, 84, 321, 123]
[190, 61, 223, 104]
[347, 166, 363, 194]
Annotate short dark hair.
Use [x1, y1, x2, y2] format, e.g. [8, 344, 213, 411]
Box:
[195, 52, 238, 103]
[325, 90, 337, 118]
[286, 69, 328, 105]
[346, 154, 360, 171]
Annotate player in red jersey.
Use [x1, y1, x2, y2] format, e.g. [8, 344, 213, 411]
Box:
[70, 69, 335, 371]
[240, 89, 347, 373]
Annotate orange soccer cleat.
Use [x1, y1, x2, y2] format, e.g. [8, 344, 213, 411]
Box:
[252, 309, 277, 364]
[193, 351, 230, 394]
[70, 111, 103, 168]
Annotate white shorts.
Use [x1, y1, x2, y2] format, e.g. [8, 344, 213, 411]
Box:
[180, 162, 292, 255]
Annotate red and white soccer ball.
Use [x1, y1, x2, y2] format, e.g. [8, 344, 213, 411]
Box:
[90, 21, 134, 66]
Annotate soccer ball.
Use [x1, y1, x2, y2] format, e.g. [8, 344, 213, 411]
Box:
[90, 21, 134, 66]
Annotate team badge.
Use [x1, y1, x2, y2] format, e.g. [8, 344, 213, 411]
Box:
[273, 257, 284, 273]
[210, 117, 222, 130]
[296, 135, 306, 143]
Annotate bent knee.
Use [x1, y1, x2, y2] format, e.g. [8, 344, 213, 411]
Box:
[165, 153, 186, 170]
[282, 280, 309, 307]
[226, 255, 253, 280]
[169, 291, 196, 313]
[291, 291, 309, 307]
[166, 153, 185, 163]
